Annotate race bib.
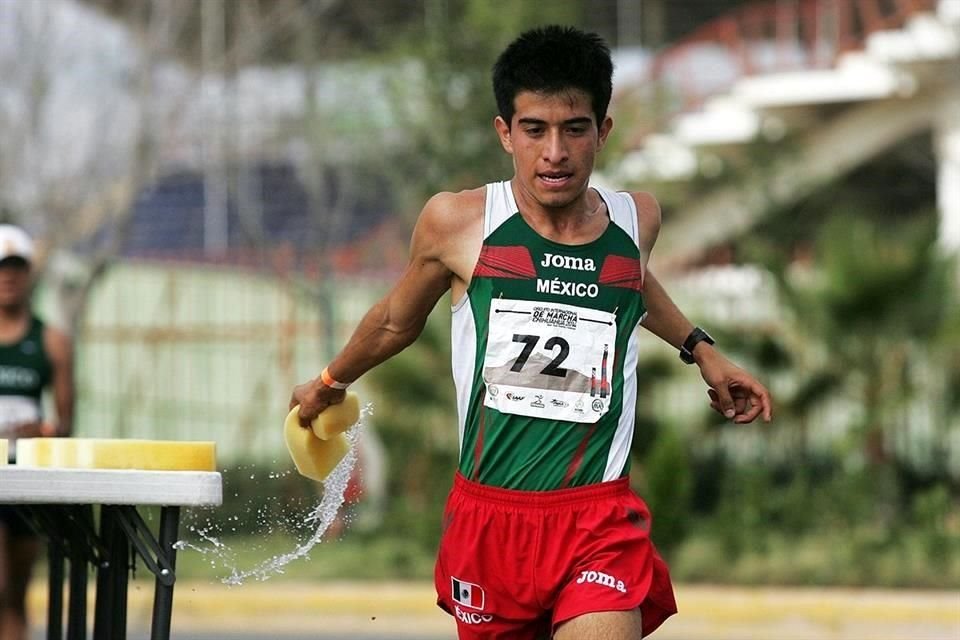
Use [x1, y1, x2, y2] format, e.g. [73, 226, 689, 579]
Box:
[483, 298, 617, 423]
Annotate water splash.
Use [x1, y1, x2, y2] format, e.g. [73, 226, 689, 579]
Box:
[175, 404, 372, 585]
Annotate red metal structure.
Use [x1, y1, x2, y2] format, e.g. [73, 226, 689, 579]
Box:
[621, 0, 938, 136]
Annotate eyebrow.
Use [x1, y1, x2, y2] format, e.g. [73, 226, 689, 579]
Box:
[517, 117, 594, 127]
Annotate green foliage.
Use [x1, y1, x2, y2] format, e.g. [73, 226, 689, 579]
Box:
[671, 464, 960, 588]
[376, 0, 585, 214]
[638, 425, 693, 553]
[665, 196, 960, 588]
[363, 308, 459, 550]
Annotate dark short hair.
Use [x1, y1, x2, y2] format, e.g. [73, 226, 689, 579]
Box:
[492, 25, 613, 128]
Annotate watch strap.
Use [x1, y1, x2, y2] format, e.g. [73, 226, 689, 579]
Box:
[679, 327, 715, 364]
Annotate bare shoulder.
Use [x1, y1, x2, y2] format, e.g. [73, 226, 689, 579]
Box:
[629, 191, 662, 257]
[629, 191, 661, 228]
[42, 324, 74, 362]
[418, 187, 486, 237]
[413, 187, 486, 274]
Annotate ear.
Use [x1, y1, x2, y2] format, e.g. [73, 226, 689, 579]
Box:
[596, 115, 614, 151]
[494, 116, 514, 154]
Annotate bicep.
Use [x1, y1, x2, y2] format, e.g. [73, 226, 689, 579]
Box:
[380, 254, 452, 333]
[377, 201, 456, 333]
[632, 192, 662, 263]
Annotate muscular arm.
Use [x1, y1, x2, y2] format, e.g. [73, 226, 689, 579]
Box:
[291, 191, 474, 421]
[632, 192, 772, 423]
[43, 326, 75, 436]
[632, 191, 696, 349]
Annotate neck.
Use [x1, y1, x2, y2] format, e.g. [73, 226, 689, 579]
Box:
[510, 181, 606, 242]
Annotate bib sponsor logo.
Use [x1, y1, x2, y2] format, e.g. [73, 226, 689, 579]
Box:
[531, 306, 578, 330]
[576, 570, 627, 594]
[591, 399, 604, 413]
[536, 278, 600, 299]
[451, 577, 486, 610]
[541, 253, 596, 272]
[550, 399, 568, 408]
[455, 606, 494, 625]
[505, 392, 525, 401]
[530, 394, 545, 409]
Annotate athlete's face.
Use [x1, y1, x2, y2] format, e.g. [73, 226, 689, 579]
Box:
[0, 258, 31, 309]
[495, 89, 612, 213]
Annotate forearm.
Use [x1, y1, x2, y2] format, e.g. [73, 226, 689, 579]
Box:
[325, 297, 427, 384]
[54, 387, 74, 436]
[640, 271, 696, 349]
[47, 328, 75, 436]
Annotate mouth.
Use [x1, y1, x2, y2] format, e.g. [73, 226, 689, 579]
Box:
[538, 172, 573, 188]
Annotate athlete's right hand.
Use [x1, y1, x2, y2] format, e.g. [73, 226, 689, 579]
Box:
[8, 420, 45, 438]
[289, 377, 346, 428]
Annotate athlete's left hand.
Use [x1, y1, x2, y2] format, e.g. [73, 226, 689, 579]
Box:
[696, 351, 773, 424]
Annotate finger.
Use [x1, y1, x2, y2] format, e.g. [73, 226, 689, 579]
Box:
[298, 403, 319, 428]
[731, 378, 773, 423]
[706, 389, 723, 416]
[713, 384, 736, 419]
[734, 396, 747, 415]
[734, 397, 763, 423]
[744, 381, 773, 422]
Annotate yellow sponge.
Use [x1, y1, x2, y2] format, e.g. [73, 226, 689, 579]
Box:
[78, 439, 216, 471]
[14, 438, 217, 471]
[15, 438, 77, 468]
[307, 393, 360, 440]
[0, 439, 6, 465]
[284, 398, 359, 481]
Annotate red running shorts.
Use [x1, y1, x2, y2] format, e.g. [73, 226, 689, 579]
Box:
[434, 472, 677, 639]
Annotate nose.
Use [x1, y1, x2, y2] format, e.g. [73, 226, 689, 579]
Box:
[542, 130, 568, 164]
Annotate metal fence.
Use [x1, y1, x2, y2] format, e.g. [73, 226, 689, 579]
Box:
[42, 259, 386, 466]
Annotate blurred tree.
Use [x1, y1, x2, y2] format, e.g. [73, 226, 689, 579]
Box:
[363, 308, 459, 549]
[0, 0, 199, 332]
[742, 208, 957, 480]
[375, 0, 585, 217]
[82, 0, 424, 63]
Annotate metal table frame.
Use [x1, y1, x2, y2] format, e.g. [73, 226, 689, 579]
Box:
[0, 467, 222, 640]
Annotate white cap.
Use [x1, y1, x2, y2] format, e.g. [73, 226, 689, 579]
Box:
[0, 224, 34, 263]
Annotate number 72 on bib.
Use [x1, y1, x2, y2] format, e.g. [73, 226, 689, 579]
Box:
[482, 298, 617, 424]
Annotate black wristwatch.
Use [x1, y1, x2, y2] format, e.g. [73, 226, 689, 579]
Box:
[679, 327, 715, 364]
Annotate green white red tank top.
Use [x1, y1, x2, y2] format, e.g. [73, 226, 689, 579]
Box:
[451, 181, 647, 490]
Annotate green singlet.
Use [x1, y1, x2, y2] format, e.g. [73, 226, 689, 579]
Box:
[0, 315, 52, 452]
[451, 181, 648, 490]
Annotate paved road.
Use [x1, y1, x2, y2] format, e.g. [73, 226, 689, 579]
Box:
[29, 582, 960, 640]
[35, 633, 449, 640]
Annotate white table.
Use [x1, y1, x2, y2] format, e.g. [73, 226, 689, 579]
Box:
[0, 467, 222, 640]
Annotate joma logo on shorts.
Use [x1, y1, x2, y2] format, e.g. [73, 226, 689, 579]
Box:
[576, 570, 627, 593]
[455, 606, 494, 625]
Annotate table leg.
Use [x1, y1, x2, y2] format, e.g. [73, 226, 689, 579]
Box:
[150, 506, 180, 640]
[66, 508, 89, 640]
[47, 534, 64, 640]
[93, 506, 130, 640]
